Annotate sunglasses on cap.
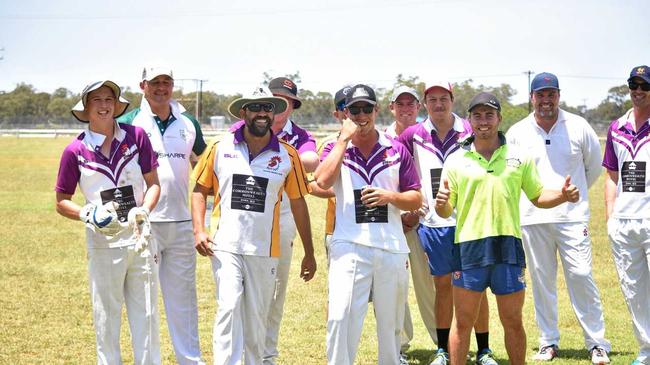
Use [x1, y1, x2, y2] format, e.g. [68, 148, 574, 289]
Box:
[245, 103, 275, 113]
[347, 105, 375, 115]
[629, 81, 650, 92]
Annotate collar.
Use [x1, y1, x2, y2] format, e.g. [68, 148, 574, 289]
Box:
[232, 121, 280, 152]
[616, 108, 645, 131]
[424, 113, 465, 134]
[85, 121, 124, 148]
[140, 97, 184, 121]
[346, 129, 393, 149]
[277, 119, 295, 137]
[462, 131, 507, 147]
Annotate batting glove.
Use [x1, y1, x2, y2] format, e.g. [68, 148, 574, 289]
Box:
[128, 207, 152, 254]
[79, 201, 122, 236]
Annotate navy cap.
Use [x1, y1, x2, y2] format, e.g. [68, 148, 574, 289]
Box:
[345, 84, 377, 107]
[628, 65, 650, 84]
[268, 77, 301, 109]
[531, 72, 560, 92]
[334, 86, 352, 110]
[468, 92, 501, 112]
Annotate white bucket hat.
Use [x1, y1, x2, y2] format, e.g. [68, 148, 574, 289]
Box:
[71, 80, 129, 123]
[227, 86, 288, 119]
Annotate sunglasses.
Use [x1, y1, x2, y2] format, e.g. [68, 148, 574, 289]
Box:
[629, 82, 650, 92]
[245, 103, 275, 113]
[347, 105, 375, 115]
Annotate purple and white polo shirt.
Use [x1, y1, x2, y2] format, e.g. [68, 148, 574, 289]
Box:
[602, 109, 650, 219]
[321, 130, 421, 253]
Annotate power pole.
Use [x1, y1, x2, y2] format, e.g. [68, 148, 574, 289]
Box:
[176, 78, 208, 121]
[524, 70, 534, 113]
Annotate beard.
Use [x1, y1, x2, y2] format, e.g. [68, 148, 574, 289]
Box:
[246, 116, 272, 137]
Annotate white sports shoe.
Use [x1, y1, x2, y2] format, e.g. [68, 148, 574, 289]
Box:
[399, 352, 409, 365]
[590, 346, 610, 365]
[533, 344, 558, 361]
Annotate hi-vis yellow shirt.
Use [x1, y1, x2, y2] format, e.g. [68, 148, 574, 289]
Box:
[193, 125, 309, 257]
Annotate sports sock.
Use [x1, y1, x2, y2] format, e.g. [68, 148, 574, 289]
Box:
[475, 331, 489, 353]
[436, 328, 450, 351]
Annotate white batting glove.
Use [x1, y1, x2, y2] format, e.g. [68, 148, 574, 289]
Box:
[128, 207, 151, 254]
[79, 201, 122, 236]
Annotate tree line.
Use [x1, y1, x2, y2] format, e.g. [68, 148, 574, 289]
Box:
[0, 73, 632, 134]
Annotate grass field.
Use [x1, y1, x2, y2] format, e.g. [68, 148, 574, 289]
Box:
[0, 136, 640, 364]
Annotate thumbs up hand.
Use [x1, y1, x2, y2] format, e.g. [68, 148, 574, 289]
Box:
[435, 178, 451, 208]
[562, 175, 580, 203]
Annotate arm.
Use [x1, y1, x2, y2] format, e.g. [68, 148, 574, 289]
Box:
[604, 169, 618, 221]
[530, 175, 579, 208]
[308, 181, 335, 198]
[191, 183, 214, 256]
[290, 197, 317, 282]
[299, 151, 320, 173]
[314, 119, 357, 189]
[55, 192, 82, 220]
[141, 169, 160, 212]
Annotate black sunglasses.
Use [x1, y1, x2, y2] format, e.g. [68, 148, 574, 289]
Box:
[245, 103, 275, 113]
[629, 82, 650, 92]
[348, 105, 375, 115]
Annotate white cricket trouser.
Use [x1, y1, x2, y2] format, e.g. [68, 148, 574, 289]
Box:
[608, 218, 650, 363]
[88, 245, 160, 365]
[327, 241, 409, 365]
[211, 251, 278, 365]
[152, 221, 203, 365]
[522, 222, 610, 351]
[262, 214, 296, 365]
[402, 229, 438, 350]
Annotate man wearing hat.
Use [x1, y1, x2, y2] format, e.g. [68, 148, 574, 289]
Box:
[259, 76, 319, 365]
[314, 84, 422, 365]
[435, 92, 580, 365]
[603, 65, 650, 365]
[397, 83, 496, 365]
[118, 66, 207, 365]
[191, 86, 316, 365]
[55, 80, 162, 364]
[506, 72, 610, 364]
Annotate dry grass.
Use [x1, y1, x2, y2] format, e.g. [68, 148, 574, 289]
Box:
[0, 136, 639, 364]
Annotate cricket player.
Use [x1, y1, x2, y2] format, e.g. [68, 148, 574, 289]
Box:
[397, 82, 495, 365]
[506, 72, 610, 364]
[315, 84, 422, 365]
[55, 80, 161, 365]
[435, 92, 579, 365]
[191, 86, 317, 365]
[603, 65, 650, 365]
[118, 66, 207, 365]
[385, 85, 438, 364]
[263, 77, 319, 365]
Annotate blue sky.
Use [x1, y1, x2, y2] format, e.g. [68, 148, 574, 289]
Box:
[0, 0, 648, 108]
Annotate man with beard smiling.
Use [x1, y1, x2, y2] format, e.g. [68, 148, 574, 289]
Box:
[315, 84, 422, 365]
[191, 86, 316, 365]
[506, 72, 610, 364]
[435, 92, 580, 365]
[603, 65, 650, 365]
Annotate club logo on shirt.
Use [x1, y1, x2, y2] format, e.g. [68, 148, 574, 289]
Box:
[224, 153, 239, 159]
[179, 129, 187, 142]
[583, 227, 589, 237]
[120, 143, 131, 157]
[506, 158, 522, 168]
[267, 156, 282, 171]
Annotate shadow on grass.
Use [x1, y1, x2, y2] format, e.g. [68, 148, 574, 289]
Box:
[405, 347, 634, 364]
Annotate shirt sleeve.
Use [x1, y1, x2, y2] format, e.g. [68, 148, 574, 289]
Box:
[192, 141, 219, 191]
[395, 142, 422, 192]
[521, 156, 544, 201]
[283, 144, 311, 199]
[133, 125, 159, 174]
[319, 140, 336, 161]
[182, 111, 208, 156]
[54, 144, 81, 195]
[296, 129, 317, 155]
[602, 121, 619, 171]
[582, 120, 603, 188]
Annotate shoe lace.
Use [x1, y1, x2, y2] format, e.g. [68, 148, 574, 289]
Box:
[591, 347, 605, 358]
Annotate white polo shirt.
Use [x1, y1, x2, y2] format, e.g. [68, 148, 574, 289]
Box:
[119, 98, 206, 222]
[321, 131, 421, 253]
[397, 114, 472, 227]
[55, 122, 159, 248]
[506, 109, 602, 225]
[602, 109, 650, 219]
[192, 124, 310, 257]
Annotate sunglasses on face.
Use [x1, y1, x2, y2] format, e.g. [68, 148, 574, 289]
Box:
[629, 82, 650, 92]
[245, 103, 275, 113]
[347, 105, 375, 115]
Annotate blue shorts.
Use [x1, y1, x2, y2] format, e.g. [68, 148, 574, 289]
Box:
[417, 225, 455, 276]
[452, 264, 526, 295]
